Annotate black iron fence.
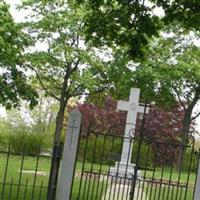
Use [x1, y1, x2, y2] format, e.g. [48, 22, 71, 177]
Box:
[0, 144, 53, 200]
[70, 132, 199, 200]
[1, 112, 199, 200]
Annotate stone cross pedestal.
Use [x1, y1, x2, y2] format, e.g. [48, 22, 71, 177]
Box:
[110, 88, 149, 179]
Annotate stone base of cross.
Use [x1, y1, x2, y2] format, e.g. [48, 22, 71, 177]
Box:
[110, 88, 149, 181]
[110, 162, 141, 180]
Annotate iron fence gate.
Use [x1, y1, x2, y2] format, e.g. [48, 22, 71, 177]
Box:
[69, 133, 199, 200]
[69, 112, 200, 200]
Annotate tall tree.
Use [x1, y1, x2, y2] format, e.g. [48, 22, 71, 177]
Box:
[22, 1, 110, 143]
[0, 2, 38, 109]
[134, 35, 200, 145]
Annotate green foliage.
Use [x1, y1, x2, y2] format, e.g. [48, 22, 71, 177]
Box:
[0, 2, 38, 109]
[132, 141, 154, 168]
[106, 50, 136, 100]
[182, 149, 199, 172]
[76, 0, 162, 58]
[0, 131, 53, 155]
[9, 132, 51, 155]
[76, 0, 200, 59]
[0, 119, 53, 154]
[133, 36, 200, 142]
[157, 0, 200, 31]
[77, 134, 197, 171]
[22, 1, 109, 101]
[0, 97, 57, 154]
[0, 2, 26, 65]
[20, 1, 112, 141]
[77, 135, 154, 167]
[77, 135, 122, 164]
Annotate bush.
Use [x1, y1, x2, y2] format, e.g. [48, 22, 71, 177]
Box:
[77, 135, 122, 164]
[77, 134, 154, 167]
[0, 132, 9, 150]
[0, 130, 53, 155]
[8, 132, 51, 155]
[132, 141, 154, 168]
[182, 149, 199, 172]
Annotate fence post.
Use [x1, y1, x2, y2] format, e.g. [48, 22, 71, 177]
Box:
[56, 110, 82, 200]
[194, 158, 200, 200]
[46, 142, 63, 200]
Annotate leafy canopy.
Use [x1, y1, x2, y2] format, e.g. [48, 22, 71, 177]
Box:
[0, 2, 38, 109]
[76, 0, 200, 58]
[134, 35, 200, 110]
[22, 0, 110, 102]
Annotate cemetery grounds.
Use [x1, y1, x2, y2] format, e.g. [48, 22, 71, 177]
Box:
[0, 137, 198, 200]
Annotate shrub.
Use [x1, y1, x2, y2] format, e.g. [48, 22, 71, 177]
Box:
[77, 134, 154, 168]
[0, 130, 53, 155]
[0, 132, 9, 150]
[8, 132, 51, 155]
[132, 141, 154, 168]
[77, 135, 122, 164]
[182, 149, 199, 172]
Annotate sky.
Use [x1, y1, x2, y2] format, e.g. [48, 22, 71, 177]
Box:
[1, 0, 200, 134]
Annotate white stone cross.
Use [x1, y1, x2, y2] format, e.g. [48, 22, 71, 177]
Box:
[117, 88, 149, 164]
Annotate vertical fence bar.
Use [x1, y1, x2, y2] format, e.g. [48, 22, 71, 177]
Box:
[112, 137, 124, 200]
[166, 145, 176, 199]
[175, 143, 185, 200]
[16, 145, 25, 200]
[129, 102, 148, 200]
[102, 136, 115, 200]
[121, 135, 133, 199]
[94, 135, 107, 200]
[31, 146, 40, 200]
[140, 143, 151, 200]
[8, 178, 13, 200]
[23, 179, 29, 200]
[56, 110, 82, 200]
[85, 134, 98, 200]
[39, 181, 44, 200]
[184, 142, 195, 200]
[1, 144, 10, 200]
[194, 151, 200, 200]
[77, 129, 90, 199]
[46, 141, 63, 200]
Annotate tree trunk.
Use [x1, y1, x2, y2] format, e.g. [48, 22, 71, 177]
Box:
[181, 110, 192, 144]
[47, 96, 68, 200]
[54, 68, 70, 143]
[176, 109, 192, 171]
[54, 98, 68, 143]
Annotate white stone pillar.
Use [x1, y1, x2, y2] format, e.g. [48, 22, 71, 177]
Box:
[56, 110, 82, 200]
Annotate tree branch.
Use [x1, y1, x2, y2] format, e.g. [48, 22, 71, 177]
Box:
[28, 65, 61, 101]
[191, 111, 200, 121]
[69, 85, 109, 98]
[69, 59, 80, 77]
[172, 86, 186, 112]
[188, 86, 200, 111]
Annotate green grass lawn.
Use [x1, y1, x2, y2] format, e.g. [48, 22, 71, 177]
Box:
[0, 153, 197, 200]
[0, 153, 51, 200]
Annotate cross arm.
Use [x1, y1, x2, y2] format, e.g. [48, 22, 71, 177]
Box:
[117, 100, 129, 111]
